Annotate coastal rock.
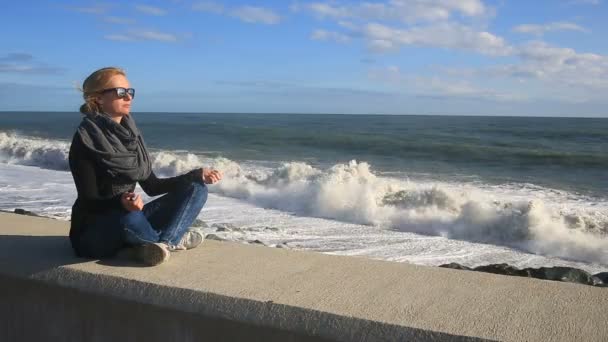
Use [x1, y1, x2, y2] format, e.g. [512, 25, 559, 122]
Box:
[212, 223, 240, 232]
[192, 219, 209, 228]
[249, 239, 267, 246]
[205, 234, 225, 241]
[439, 263, 606, 287]
[439, 263, 472, 271]
[527, 267, 600, 286]
[594, 272, 608, 283]
[474, 264, 530, 277]
[13, 208, 40, 217]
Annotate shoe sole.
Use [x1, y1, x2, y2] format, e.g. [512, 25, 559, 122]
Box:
[139, 243, 170, 266]
[182, 230, 204, 250]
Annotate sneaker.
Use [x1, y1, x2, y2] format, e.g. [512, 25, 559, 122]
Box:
[136, 242, 170, 266]
[176, 229, 204, 250]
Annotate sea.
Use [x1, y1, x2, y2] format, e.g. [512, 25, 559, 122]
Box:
[1, 111, 607, 273]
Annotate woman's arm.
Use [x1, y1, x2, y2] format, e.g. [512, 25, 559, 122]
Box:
[139, 168, 203, 197]
[69, 136, 123, 211]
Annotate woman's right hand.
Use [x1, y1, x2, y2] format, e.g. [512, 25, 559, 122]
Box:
[121, 192, 144, 211]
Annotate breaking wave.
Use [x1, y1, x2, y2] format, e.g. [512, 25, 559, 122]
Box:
[2, 132, 607, 265]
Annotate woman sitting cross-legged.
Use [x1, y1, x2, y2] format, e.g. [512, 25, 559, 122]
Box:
[68, 67, 222, 266]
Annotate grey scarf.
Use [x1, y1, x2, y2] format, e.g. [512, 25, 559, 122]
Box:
[77, 113, 152, 182]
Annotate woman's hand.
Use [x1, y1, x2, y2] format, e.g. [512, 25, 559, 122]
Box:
[121, 192, 144, 211]
[202, 168, 222, 184]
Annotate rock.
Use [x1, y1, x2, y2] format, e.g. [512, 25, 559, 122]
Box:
[594, 272, 608, 283]
[14, 208, 39, 217]
[439, 263, 472, 271]
[474, 264, 529, 277]
[249, 239, 266, 246]
[275, 243, 289, 249]
[212, 223, 240, 232]
[192, 219, 209, 228]
[441, 263, 606, 287]
[205, 234, 225, 241]
[527, 267, 599, 286]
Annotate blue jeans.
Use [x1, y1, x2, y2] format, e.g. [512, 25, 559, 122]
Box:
[78, 182, 208, 258]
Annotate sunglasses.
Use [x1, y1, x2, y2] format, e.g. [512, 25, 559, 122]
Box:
[101, 87, 135, 99]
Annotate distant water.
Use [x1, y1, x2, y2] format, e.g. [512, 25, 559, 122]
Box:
[1, 111, 607, 271]
[1, 112, 606, 196]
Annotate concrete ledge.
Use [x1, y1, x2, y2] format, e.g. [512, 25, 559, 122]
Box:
[1, 212, 607, 341]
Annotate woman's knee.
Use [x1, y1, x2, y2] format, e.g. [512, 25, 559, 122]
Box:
[119, 210, 147, 227]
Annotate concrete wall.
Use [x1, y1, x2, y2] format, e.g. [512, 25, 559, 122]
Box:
[1, 212, 607, 342]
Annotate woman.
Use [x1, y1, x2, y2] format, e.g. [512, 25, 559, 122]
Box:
[69, 67, 222, 266]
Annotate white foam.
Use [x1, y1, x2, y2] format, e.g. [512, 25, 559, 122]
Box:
[1, 133, 607, 268]
[0, 132, 70, 170]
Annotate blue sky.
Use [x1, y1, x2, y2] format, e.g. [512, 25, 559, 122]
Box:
[1, 0, 607, 116]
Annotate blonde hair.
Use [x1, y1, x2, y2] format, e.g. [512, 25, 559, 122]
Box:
[79, 67, 126, 115]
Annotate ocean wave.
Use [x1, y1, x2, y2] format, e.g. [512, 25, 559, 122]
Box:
[0, 132, 70, 170]
[2, 132, 607, 265]
[195, 157, 607, 265]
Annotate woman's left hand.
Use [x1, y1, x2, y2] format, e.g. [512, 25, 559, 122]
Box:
[202, 168, 222, 184]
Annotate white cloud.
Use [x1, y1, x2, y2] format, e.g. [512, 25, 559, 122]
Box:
[296, 0, 487, 23]
[369, 65, 523, 101]
[0, 53, 64, 74]
[0, 53, 33, 62]
[104, 34, 135, 42]
[192, 1, 225, 14]
[311, 29, 351, 43]
[230, 6, 281, 24]
[513, 22, 588, 36]
[566, 0, 600, 4]
[362, 22, 513, 56]
[105, 30, 181, 42]
[104, 16, 136, 24]
[437, 41, 608, 101]
[68, 4, 111, 14]
[499, 41, 608, 90]
[134, 5, 167, 16]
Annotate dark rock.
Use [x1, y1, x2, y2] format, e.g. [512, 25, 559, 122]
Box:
[275, 243, 289, 249]
[192, 219, 209, 228]
[474, 264, 529, 277]
[441, 262, 606, 287]
[527, 267, 599, 286]
[212, 223, 240, 232]
[250, 239, 266, 246]
[594, 272, 608, 283]
[14, 208, 40, 217]
[205, 234, 225, 241]
[439, 263, 472, 271]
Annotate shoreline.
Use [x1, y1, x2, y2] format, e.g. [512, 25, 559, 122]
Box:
[5, 208, 607, 288]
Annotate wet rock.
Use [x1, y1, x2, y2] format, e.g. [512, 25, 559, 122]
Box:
[527, 267, 600, 286]
[14, 208, 40, 217]
[440, 263, 606, 287]
[275, 243, 289, 249]
[192, 219, 209, 228]
[249, 239, 266, 246]
[594, 272, 608, 283]
[474, 264, 529, 277]
[205, 234, 225, 241]
[439, 263, 472, 271]
[212, 223, 240, 232]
